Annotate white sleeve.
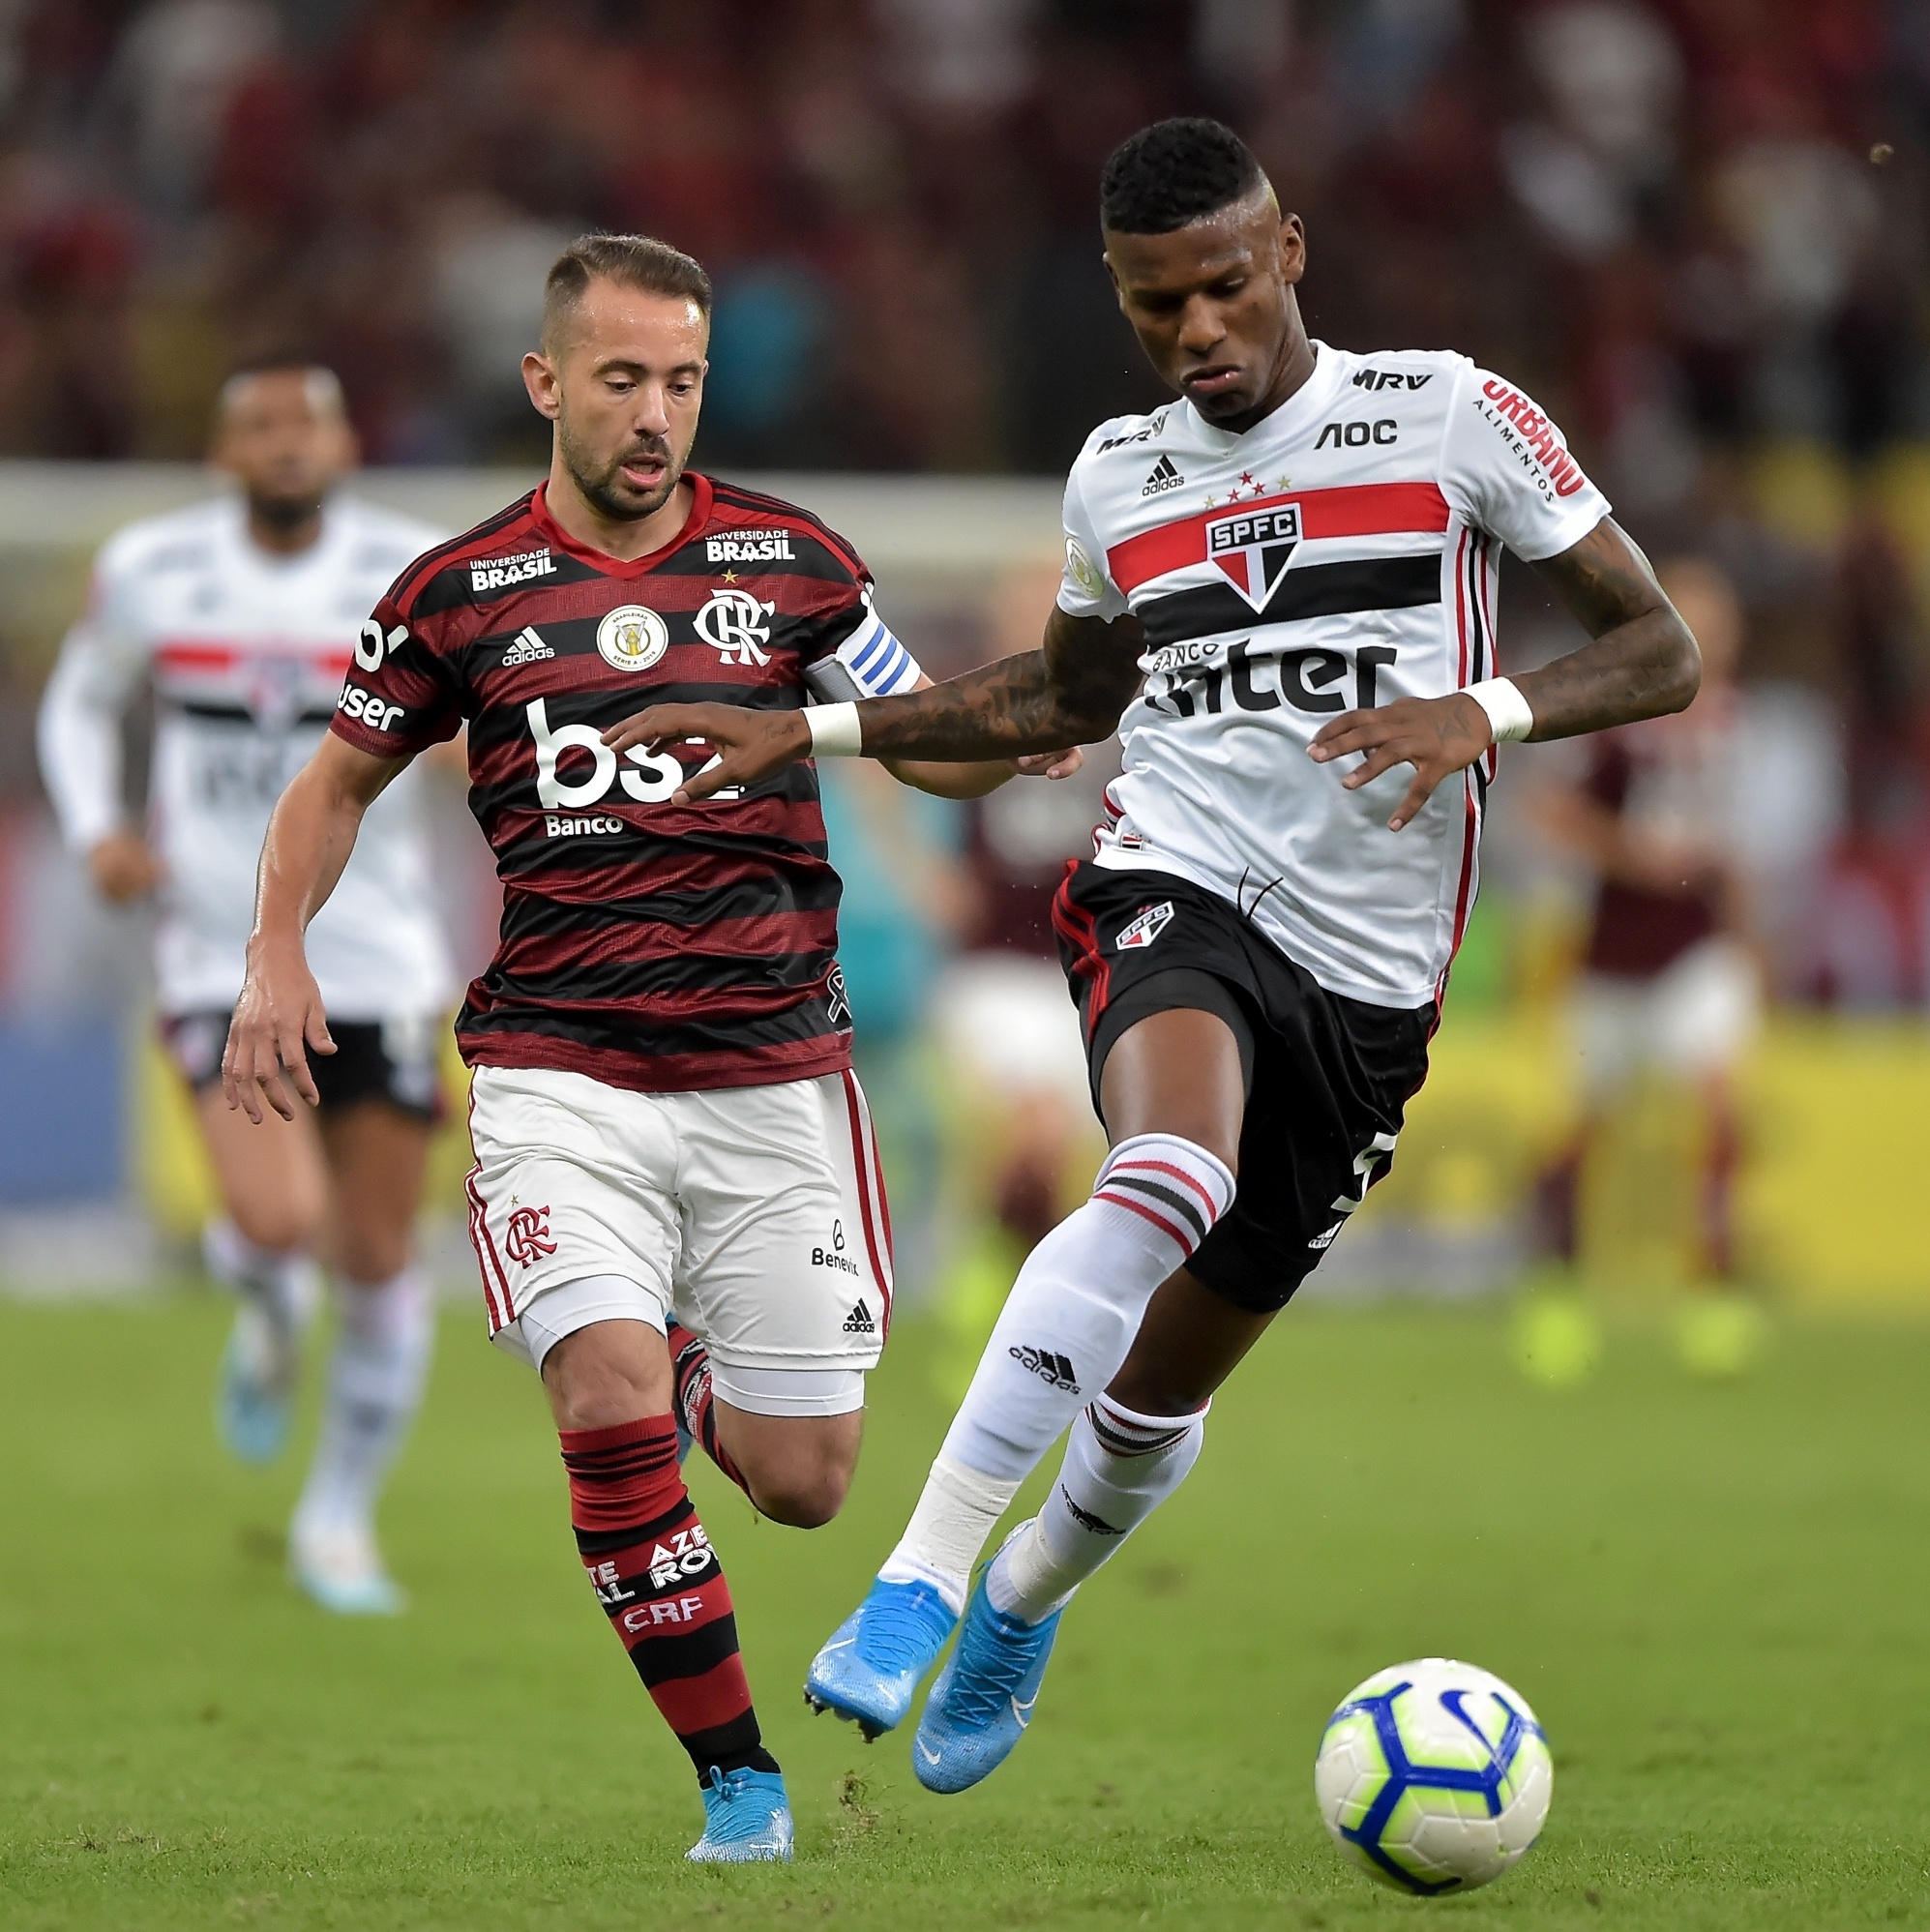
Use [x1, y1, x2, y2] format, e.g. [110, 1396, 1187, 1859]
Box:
[1056, 463, 1130, 620]
[1440, 363, 1613, 561]
[36, 558, 149, 851]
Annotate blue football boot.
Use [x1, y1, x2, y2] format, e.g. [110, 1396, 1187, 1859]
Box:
[912, 1530, 1062, 1794]
[216, 1295, 299, 1465]
[686, 1765, 794, 1863]
[804, 1575, 958, 1740]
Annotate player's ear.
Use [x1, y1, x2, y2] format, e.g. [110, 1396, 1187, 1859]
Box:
[1276, 210, 1306, 284]
[1102, 249, 1126, 313]
[522, 349, 561, 422]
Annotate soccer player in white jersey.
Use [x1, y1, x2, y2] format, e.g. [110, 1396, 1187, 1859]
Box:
[606, 116, 1704, 1792]
[37, 363, 453, 1614]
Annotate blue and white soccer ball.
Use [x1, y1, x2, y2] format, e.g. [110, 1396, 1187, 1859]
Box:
[1314, 1657, 1552, 1895]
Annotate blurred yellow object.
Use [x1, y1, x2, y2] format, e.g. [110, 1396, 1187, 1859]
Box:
[1675, 1293, 1768, 1380]
[137, 1019, 477, 1251]
[1510, 1291, 1603, 1389]
[1748, 439, 1854, 550]
[135, 1030, 217, 1243]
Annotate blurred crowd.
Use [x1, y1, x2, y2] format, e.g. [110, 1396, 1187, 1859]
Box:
[0, 0, 1917, 475]
[5, 0, 1930, 1015]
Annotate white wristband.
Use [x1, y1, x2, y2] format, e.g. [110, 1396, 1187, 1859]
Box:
[1464, 677, 1534, 744]
[806, 700, 864, 758]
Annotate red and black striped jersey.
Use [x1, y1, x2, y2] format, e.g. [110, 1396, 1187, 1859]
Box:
[329, 474, 877, 1093]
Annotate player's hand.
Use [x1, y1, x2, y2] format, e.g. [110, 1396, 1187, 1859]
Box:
[1308, 693, 1494, 832]
[222, 941, 336, 1124]
[603, 703, 814, 803]
[1015, 747, 1084, 780]
[87, 830, 163, 904]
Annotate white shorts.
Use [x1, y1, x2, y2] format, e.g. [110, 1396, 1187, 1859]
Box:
[464, 1063, 892, 1416]
[1573, 938, 1761, 1102]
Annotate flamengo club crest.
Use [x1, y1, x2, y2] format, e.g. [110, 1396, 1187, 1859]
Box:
[694, 587, 774, 666]
[1205, 502, 1301, 611]
[597, 605, 668, 671]
[503, 1204, 556, 1266]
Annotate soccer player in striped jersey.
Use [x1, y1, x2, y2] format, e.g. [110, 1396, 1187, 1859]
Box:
[605, 118, 1704, 1793]
[220, 234, 1077, 1861]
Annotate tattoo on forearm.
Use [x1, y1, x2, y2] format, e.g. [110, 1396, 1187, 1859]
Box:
[1521, 519, 1700, 740]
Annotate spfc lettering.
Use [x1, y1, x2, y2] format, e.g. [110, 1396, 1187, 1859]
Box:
[1205, 504, 1301, 611]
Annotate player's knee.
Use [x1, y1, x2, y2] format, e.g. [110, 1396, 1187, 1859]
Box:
[334, 1225, 412, 1287]
[751, 1462, 850, 1530]
[227, 1196, 322, 1258]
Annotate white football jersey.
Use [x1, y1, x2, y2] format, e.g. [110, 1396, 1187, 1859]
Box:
[1058, 342, 1611, 1008]
[38, 492, 455, 1019]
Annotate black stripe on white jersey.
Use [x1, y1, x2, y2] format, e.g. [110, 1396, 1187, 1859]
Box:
[1136, 554, 1440, 650]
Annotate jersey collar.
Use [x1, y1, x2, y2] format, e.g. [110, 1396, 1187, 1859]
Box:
[1176, 341, 1346, 454]
[530, 471, 714, 578]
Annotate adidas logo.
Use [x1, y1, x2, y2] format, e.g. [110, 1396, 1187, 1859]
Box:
[1009, 1344, 1079, 1392]
[501, 626, 555, 666]
[842, 1299, 876, 1335]
[1141, 453, 1185, 497]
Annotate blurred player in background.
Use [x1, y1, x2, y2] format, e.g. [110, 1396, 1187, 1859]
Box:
[1534, 557, 1760, 1361]
[222, 236, 1075, 1862]
[36, 365, 452, 1613]
[610, 117, 1706, 1794]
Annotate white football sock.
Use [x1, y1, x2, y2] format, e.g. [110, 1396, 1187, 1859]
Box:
[878, 1454, 1021, 1617]
[291, 1265, 434, 1546]
[986, 1393, 1207, 1624]
[203, 1217, 320, 1335]
[883, 1133, 1232, 1603]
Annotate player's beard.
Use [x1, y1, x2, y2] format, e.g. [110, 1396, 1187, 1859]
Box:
[248, 489, 326, 534]
[558, 419, 683, 522]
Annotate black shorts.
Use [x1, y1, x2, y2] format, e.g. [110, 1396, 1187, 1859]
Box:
[161, 1009, 446, 1125]
[1052, 862, 1433, 1314]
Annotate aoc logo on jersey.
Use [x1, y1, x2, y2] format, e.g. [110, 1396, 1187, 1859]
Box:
[1115, 901, 1174, 951]
[1206, 504, 1301, 610]
[596, 605, 668, 672]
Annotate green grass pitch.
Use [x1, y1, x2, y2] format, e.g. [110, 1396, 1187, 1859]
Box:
[3, 1293, 1928, 1929]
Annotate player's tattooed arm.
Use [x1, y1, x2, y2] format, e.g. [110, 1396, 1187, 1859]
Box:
[603, 607, 1145, 803]
[223, 734, 412, 1123]
[1309, 516, 1700, 832]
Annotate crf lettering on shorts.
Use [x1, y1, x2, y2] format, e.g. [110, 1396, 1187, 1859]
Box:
[619, 1592, 708, 1633]
[337, 683, 404, 731]
[525, 697, 741, 809]
[503, 1204, 555, 1266]
[1160, 642, 1398, 718]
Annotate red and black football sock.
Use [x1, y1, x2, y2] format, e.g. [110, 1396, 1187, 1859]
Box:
[667, 1321, 750, 1498]
[560, 1414, 776, 1782]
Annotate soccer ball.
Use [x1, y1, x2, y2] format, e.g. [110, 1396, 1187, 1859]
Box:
[1314, 1657, 1552, 1894]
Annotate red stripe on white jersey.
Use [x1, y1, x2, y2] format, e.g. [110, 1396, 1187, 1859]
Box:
[1107, 481, 1451, 596]
[155, 639, 354, 675]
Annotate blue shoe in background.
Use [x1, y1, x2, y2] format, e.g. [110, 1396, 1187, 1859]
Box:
[804, 1575, 958, 1740]
[216, 1297, 298, 1465]
[686, 1766, 794, 1863]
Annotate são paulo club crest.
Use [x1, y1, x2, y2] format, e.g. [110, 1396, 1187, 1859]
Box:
[596, 604, 668, 672]
[1205, 502, 1301, 611]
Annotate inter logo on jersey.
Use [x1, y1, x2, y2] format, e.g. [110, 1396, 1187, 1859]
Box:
[1206, 503, 1301, 609]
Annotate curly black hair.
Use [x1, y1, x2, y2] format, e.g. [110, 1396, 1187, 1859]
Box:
[1100, 118, 1265, 235]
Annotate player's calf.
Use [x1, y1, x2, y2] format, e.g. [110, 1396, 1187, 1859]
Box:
[989, 1392, 1207, 1622]
[561, 1413, 789, 1858]
[876, 1133, 1232, 1607]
